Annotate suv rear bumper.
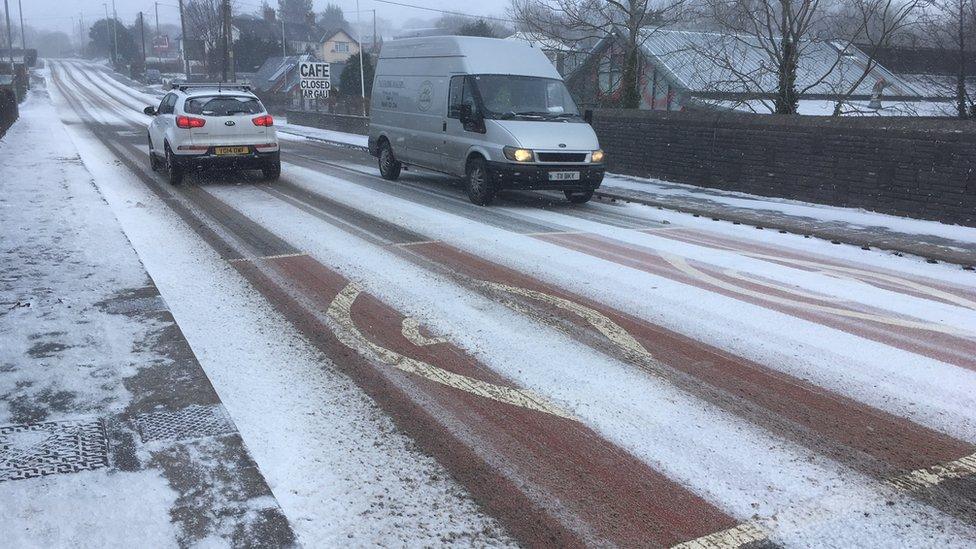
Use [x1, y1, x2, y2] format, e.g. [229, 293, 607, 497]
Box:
[171, 148, 279, 171]
[486, 161, 605, 191]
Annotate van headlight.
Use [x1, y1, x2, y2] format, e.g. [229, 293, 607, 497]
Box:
[591, 149, 605, 163]
[503, 146, 534, 163]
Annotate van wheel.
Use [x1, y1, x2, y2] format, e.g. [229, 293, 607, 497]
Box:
[378, 141, 401, 180]
[465, 157, 495, 206]
[165, 144, 183, 185]
[565, 190, 594, 204]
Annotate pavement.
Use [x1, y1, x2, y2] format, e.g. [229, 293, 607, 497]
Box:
[0, 85, 295, 547]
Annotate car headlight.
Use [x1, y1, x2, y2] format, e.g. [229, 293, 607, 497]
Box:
[591, 149, 605, 163]
[503, 146, 534, 162]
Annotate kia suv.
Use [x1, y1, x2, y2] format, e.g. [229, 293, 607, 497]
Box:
[145, 84, 280, 185]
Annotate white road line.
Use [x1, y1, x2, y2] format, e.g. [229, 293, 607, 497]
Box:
[662, 253, 975, 338]
[671, 522, 769, 549]
[327, 282, 575, 420]
[401, 317, 447, 347]
[227, 252, 307, 263]
[887, 452, 976, 491]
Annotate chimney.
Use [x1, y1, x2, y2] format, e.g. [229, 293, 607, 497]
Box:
[263, 7, 276, 22]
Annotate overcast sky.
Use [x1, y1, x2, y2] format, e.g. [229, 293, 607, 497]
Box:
[14, 0, 513, 38]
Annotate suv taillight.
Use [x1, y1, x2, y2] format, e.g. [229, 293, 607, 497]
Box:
[176, 115, 206, 129]
[252, 114, 274, 127]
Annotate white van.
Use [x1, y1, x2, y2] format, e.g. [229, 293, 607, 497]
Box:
[368, 36, 606, 205]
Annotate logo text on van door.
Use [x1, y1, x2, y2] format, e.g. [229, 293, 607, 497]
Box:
[418, 81, 434, 112]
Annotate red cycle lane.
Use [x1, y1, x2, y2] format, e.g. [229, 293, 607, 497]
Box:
[230, 252, 741, 548]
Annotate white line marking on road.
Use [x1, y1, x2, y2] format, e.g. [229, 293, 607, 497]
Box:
[227, 252, 307, 263]
[401, 317, 447, 347]
[662, 253, 974, 338]
[886, 452, 976, 491]
[671, 522, 769, 549]
[327, 282, 575, 420]
[479, 280, 658, 368]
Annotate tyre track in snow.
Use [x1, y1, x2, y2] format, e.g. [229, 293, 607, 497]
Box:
[49, 61, 753, 548]
[53, 61, 976, 545]
[241, 173, 976, 521]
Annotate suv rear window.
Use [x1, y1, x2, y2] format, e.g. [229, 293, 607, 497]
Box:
[184, 96, 264, 116]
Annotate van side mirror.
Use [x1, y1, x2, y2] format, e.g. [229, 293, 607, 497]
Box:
[144, 106, 157, 116]
[583, 109, 593, 124]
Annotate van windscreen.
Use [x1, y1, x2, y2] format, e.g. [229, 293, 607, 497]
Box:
[472, 75, 580, 120]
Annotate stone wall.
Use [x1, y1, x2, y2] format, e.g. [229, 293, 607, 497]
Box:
[285, 110, 368, 135]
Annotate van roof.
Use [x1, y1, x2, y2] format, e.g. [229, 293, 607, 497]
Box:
[379, 36, 562, 80]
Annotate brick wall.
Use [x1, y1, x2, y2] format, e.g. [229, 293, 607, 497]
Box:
[592, 109, 976, 226]
[285, 110, 368, 135]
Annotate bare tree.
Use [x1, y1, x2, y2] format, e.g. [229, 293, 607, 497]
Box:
[825, 0, 922, 115]
[512, 0, 689, 108]
[920, 0, 976, 117]
[185, 0, 236, 75]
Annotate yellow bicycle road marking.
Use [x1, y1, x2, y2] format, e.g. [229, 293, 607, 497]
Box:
[326, 282, 575, 420]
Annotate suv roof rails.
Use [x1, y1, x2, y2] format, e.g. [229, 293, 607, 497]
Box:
[171, 82, 253, 93]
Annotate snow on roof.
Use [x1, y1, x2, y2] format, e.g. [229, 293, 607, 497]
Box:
[638, 29, 924, 98]
[506, 32, 570, 52]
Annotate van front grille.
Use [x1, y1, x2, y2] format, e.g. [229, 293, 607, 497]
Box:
[537, 152, 587, 163]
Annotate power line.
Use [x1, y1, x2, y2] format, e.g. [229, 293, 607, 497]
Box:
[370, 0, 515, 24]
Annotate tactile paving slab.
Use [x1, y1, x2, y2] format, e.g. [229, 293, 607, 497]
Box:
[134, 404, 234, 443]
[0, 419, 109, 482]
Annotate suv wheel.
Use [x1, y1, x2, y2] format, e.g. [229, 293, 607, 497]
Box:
[262, 161, 281, 181]
[378, 141, 401, 180]
[564, 190, 594, 204]
[465, 157, 495, 206]
[165, 144, 183, 185]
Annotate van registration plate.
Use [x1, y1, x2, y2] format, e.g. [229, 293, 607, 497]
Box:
[215, 146, 250, 155]
[548, 171, 580, 181]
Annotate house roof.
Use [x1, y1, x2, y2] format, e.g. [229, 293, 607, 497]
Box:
[233, 15, 339, 44]
[637, 29, 923, 98]
[251, 53, 315, 93]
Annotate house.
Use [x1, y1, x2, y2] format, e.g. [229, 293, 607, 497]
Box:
[567, 29, 928, 114]
[251, 54, 349, 111]
[232, 10, 359, 63]
[318, 29, 359, 63]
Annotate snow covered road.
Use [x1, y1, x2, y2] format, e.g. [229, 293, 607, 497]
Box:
[23, 59, 976, 547]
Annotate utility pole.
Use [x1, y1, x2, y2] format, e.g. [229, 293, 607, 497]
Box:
[111, 0, 119, 67]
[155, 2, 160, 36]
[356, 0, 366, 117]
[178, 0, 189, 80]
[102, 3, 113, 64]
[17, 0, 24, 50]
[372, 9, 376, 55]
[221, 0, 233, 82]
[139, 11, 147, 73]
[80, 13, 85, 57]
[281, 17, 285, 58]
[3, 0, 13, 67]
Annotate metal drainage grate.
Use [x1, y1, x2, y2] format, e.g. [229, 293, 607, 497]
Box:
[134, 404, 234, 443]
[0, 419, 109, 483]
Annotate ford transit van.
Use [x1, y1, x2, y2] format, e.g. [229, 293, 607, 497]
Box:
[368, 36, 606, 205]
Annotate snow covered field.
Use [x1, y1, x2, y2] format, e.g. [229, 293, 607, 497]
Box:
[2, 59, 975, 548]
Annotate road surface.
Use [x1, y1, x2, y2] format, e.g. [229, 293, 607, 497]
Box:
[37, 60, 976, 548]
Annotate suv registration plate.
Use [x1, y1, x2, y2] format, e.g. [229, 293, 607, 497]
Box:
[214, 146, 250, 155]
[548, 171, 580, 181]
